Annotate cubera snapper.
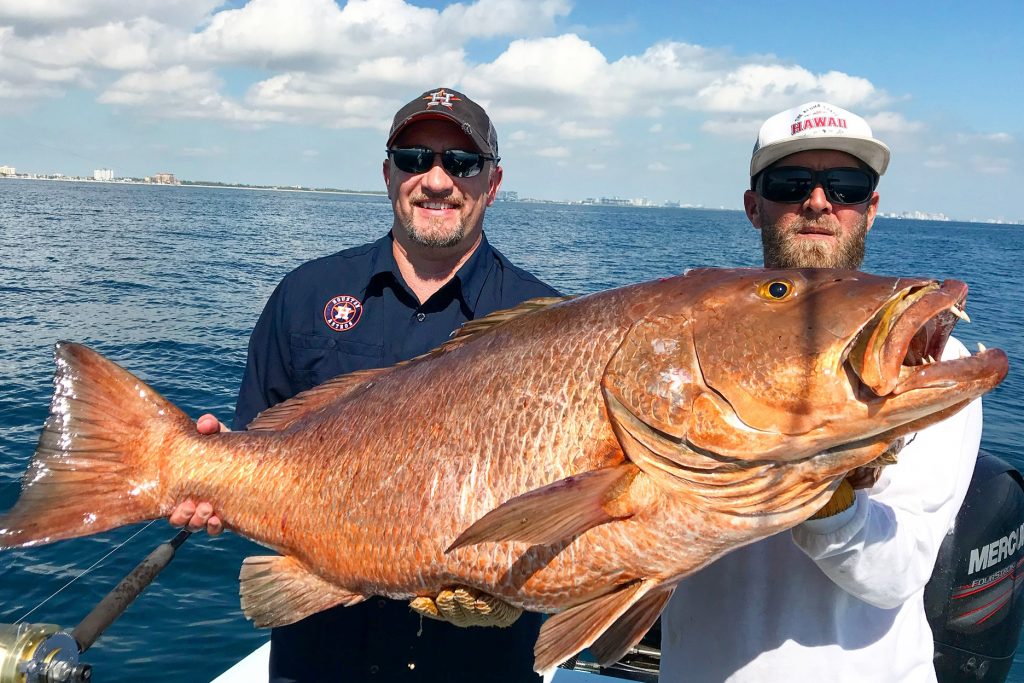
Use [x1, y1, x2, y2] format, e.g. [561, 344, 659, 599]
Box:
[0, 268, 1009, 674]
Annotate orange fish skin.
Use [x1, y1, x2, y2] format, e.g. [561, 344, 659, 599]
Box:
[0, 268, 1009, 671]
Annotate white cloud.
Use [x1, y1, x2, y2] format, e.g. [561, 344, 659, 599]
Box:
[700, 117, 762, 138]
[100, 66, 284, 123]
[438, 0, 571, 39]
[535, 146, 570, 158]
[971, 155, 1013, 174]
[668, 142, 693, 151]
[695, 65, 880, 113]
[648, 161, 669, 172]
[867, 111, 923, 133]
[985, 132, 1013, 143]
[558, 121, 611, 139]
[0, 0, 897, 146]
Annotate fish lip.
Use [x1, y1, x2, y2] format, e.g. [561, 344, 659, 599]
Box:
[845, 279, 969, 396]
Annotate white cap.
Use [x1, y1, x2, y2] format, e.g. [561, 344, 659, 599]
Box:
[750, 101, 891, 178]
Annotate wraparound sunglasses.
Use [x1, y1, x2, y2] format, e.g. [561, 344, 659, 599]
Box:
[757, 166, 877, 205]
[387, 147, 497, 178]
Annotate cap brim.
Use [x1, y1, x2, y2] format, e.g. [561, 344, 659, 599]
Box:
[386, 110, 489, 154]
[751, 136, 891, 177]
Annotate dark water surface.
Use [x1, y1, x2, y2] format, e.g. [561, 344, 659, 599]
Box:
[0, 179, 1021, 681]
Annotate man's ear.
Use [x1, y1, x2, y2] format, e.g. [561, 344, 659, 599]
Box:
[864, 191, 880, 234]
[486, 165, 503, 206]
[382, 159, 391, 191]
[743, 189, 762, 229]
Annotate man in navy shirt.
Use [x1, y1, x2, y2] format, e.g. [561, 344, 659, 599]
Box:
[171, 87, 558, 682]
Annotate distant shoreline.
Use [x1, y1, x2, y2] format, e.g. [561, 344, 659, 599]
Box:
[2, 175, 1020, 225]
[0, 174, 385, 198]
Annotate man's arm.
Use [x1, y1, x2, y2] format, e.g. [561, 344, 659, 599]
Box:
[793, 339, 982, 607]
[168, 280, 295, 533]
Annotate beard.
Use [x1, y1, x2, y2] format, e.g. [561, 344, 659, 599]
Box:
[760, 213, 869, 269]
[400, 217, 467, 249]
[399, 198, 467, 249]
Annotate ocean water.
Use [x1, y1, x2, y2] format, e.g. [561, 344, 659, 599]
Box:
[0, 179, 1020, 681]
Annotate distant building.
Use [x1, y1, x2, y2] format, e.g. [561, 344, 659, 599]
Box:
[0, 165, 15, 176]
[152, 173, 178, 185]
[495, 190, 519, 202]
[93, 168, 114, 181]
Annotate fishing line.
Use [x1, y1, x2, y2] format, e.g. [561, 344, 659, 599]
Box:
[13, 519, 160, 625]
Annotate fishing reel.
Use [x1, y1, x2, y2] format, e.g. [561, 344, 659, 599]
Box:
[0, 623, 91, 683]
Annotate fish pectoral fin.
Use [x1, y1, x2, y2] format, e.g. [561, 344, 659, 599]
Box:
[533, 579, 658, 676]
[239, 555, 366, 628]
[445, 464, 638, 553]
[589, 585, 673, 666]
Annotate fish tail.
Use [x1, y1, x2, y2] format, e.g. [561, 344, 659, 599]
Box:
[0, 342, 190, 549]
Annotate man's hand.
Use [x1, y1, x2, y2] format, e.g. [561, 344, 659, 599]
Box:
[167, 413, 229, 535]
[809, 467, 881, 520]
[846, 466, 882, 490]
[410, 587, 522, 628]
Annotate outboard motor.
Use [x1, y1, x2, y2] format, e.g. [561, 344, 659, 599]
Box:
[925, 450, 1024, 682]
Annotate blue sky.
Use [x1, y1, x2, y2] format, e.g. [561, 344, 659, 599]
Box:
[1, 0, 1021, 222]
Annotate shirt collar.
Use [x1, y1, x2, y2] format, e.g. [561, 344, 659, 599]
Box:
[365, 231, 495, 307]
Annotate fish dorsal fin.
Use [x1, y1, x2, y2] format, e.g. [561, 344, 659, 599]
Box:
[445, 464, 638, 553]
[247, 367, 390, 431]
[425, 296, 574, 358]
[248, 297, 572, 432]
[533, 579, 657, 676]
[450, 297, 572, 341]
[239, 555, 367, 628]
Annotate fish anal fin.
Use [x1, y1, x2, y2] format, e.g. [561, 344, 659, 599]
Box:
[445, 464, 638, 553]
[239, 555, 366, 628]
[590, 586, 673, 666]
[247, 367, 390, 431]
[533, 580, 655, 676]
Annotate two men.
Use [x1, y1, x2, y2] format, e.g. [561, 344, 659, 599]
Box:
[178, 95, 981, 682]
[173, 87, 556, 681]
[659, 102, 982, 681]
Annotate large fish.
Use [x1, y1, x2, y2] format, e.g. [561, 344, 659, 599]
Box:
[0, 268, 1009, 674]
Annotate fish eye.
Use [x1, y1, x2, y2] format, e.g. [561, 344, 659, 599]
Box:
[758, 279, 794, 300]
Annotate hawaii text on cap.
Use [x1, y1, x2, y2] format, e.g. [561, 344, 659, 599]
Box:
[387, 87, 499, 158]
[750, 101, 891, 178]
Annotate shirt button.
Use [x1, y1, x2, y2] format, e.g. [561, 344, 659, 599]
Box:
[416, 312, 426, 322]
[369, 664, 379, 674]
[378, 598, 387, 608]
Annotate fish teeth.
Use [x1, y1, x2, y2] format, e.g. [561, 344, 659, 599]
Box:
[951, 305, 971, 323]
[978, 341, 988, 353]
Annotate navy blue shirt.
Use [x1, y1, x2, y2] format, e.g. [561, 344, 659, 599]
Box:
[234, 232, 559, 683]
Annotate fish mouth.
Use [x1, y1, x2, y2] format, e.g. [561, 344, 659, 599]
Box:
[845, 279, 991, 397]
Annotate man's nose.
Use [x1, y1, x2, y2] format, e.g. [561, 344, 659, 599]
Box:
[805, 184, 831, 212]
[421, 157, 455, 192]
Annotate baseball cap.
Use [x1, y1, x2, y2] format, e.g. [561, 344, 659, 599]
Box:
[750, 101, 890, 178]
[386, 87, 499, 158]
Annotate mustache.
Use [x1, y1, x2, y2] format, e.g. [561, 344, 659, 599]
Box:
[410, 194, 463, 207]
[791, 220, 836, 235]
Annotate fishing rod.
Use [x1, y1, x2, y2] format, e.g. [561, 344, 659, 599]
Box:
[0, 530, 191, 683]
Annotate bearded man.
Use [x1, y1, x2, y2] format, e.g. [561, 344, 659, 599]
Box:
[659, 102, 984, 683]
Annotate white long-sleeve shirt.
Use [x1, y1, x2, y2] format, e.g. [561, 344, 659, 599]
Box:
[660, 337, 983, 683]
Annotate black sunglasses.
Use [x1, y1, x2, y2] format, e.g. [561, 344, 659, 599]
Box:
[387, 147, 497, 178]
[757, 166, 877, 205]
